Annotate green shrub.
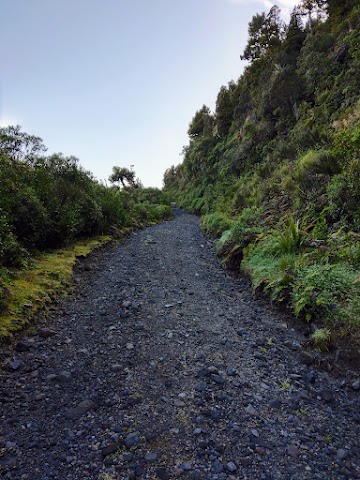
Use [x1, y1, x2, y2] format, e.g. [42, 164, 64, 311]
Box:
[292, 263, 360, 323]
[311, 327, 332, 351]
[299, 149, 341, 176]
[0, 213, 28, 267]
[217, 207, 261, 250]
[270, 215, 310, 255]
[201, 213, 233, 238]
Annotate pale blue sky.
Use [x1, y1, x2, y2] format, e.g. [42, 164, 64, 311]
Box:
[1, 0, 298, 187]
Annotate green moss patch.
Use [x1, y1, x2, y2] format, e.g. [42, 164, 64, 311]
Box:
[0, 236, 111, 340]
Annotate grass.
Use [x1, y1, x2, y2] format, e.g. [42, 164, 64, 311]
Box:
[0, 236, 111, 340]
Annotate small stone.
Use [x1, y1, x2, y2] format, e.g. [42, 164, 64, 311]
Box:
[38, 328, 57, 338]
[269, 398, 281, 409]
[226, 462, 237, 472]
[46, 374, 57, 381]
[134, 323, 145, 331]
[122, 452, 133, 462]
[304, 371, 316, 384]
[64, 399, 96, 420]
[212, 459, 224, 473]
[125, 432, 140, 448]
[286, 341, 301, 351]
[255, 447, 266, 456]
[111, 365, 122, 372]
[299, 352, 314, 366]
[15, 341, 31, 352]
[180, 462, 192, 471]
[336, 449, 348, 461]
[210, 374, 225, 385]
[8, 359, 23, 371]
[56, 371, 72, 383]
[122, 300, 132, 309]
[245, 405, 257, 416]
[134, 465, 144, 477]
[101, 442, 119, 456]
[226, 367, 237, 376]
[35, 393, 46, 400]
[126, 343, 134, 350]
[320, 388, 334, 402]
[287, 444, 300, 458]
[156, 467, 169, 480]
[195, 383, 206, 392]
[193, 428, 202, 436]
[351, 379, 360, 391]
[145, 452, 158, 462]
[240, 457, 252, 467]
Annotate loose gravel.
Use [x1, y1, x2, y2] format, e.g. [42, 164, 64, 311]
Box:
[1, 210, 360, 480]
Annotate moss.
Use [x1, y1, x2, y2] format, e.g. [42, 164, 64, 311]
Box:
[0, 236, 111, 340]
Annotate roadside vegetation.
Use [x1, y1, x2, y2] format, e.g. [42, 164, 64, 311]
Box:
[0, 125, 172, 339]
[163, 0, 360, 347]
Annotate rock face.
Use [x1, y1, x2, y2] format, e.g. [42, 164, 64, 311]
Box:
[0, 210, 359, 479]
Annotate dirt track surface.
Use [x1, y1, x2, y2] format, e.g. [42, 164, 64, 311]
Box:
[1, 210, 360, 480]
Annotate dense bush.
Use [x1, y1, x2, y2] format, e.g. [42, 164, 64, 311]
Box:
[0, 126, 172, 268]
[163, 0, 360, 332]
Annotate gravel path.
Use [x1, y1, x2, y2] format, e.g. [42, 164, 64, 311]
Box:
[1, 210, 360, 480]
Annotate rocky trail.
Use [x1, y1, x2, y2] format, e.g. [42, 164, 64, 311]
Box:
[1, 210, 360, 480]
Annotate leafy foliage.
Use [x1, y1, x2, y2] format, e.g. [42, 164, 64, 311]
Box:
[0, 127, 171, 269]
[164, 1, 360, 331]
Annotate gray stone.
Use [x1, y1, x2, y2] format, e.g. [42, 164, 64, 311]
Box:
[210, 374, 225, 385]
[15, 341, 31, 352]
[212, 459, 224, 473]
[269, 398, 281, 409]
[101, 442, 119, 456]
[226, 367, 237, 376]
[38, 328, 57, 338]
[111, 364, 122, 372]
[336, 449, 348, 461]
[320, 388, 334, 402]
[299, 352, 314, 366]
[145, 452, 158, 462]
[180, 462, 192, 471]
[64, 399, 96, 420]
[351, 379, 360, 391]
[8, 359, 23, 371]
[56, 371, 72, 383]
[287, 444, 300, 458]
[245, 404, 257, 416]
[226, 462, 237, 472]
[125, 432, 140, 448]
[122, 452, 133, 462]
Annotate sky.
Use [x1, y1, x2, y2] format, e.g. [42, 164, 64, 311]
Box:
[1, 0, 299, 188]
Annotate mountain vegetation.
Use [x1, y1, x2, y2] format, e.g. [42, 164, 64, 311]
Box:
[0, 125, 171, 336]
[163, 0, 360, 345]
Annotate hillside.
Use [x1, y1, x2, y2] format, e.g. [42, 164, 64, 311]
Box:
[163, 0, 360, 344]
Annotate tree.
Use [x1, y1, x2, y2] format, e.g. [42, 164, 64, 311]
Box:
[241, 6, 285, 62]
[109, 166, 136, 188]
[0, 125, 46, 163]
[297, 0, 327, 33]
[187, 105, 214, 138]
[216, 86, 234, 137]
